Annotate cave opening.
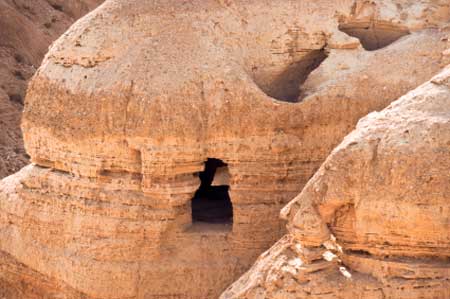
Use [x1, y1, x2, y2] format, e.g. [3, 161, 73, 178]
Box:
[251, 49, 328, 103]
[191, 158, 233, 225]
[338, 21, 410, 51]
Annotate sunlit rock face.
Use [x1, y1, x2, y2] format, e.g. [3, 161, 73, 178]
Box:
[1, 0, 450, 298]
[221, 67, 450, 299]
[0, 0, 104, 179]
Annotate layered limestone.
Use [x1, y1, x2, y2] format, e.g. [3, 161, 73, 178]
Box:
[221, 67, 450, 299]
[1, 0, 450, 298]
[0, 0, 104, 178]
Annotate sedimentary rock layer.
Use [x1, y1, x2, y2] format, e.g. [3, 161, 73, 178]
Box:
[0, 0, 104, 178]
[221, 66, 450, 299]
[1, 0, 450, 298]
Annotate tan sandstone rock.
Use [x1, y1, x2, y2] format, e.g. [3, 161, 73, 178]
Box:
[1, 0, 450, 298]
[221, 66, 450, 299]
[0, 0, 104, 179]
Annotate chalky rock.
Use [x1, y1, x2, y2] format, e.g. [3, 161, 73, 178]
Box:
[1, 0, 450, 298]
[221, 67, 450, 299]
[0, 0, 103, 178]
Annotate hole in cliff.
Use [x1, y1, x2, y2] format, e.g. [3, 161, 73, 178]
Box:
[51, 4, 64, 12]
[8, 94, 23, 104]
[13, 70, 25, 81]
[14, 54, 23, 63]
[192, 158, 233, 224]
[251, 49, 327, 103]
[338, 21, 410, 51]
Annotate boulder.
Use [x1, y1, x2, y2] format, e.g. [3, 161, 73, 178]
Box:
[221, 66, 450, 299]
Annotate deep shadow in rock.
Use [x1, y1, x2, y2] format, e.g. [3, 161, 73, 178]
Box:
[192, 158, 233, 224]
[339, 21, 410, 51]
[252, 49, 327, 103]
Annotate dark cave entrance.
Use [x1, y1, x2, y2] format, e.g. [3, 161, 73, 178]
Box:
[250, 49, 328, 103]
[338, 21, 410, 51]
[191, 158, 233, 224]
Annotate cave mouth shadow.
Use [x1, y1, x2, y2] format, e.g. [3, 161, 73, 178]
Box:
[251, 49, 328, 103]
[191, 158, 233, 225]
[338, 21, 410, 51]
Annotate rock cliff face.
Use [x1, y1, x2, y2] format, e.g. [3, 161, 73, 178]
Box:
[221, 66, 450, 299]
[1, 0, 450, 298]
[0, 0, 103, 178]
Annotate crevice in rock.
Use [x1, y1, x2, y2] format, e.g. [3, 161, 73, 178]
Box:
[345, 249, 372, 257]
[338, 21, 410, 51]
[8, 93, 23, 105]
[251, 49, 327, 103]
[98, 169, 143, 180]
[33, 158, 55, 168]
[50, 3, 64, 12]
[33, 164, 72, 177]
[13, 70, 25, 81]
[98, 148, 143, 181]
[191, 158, 233, 225]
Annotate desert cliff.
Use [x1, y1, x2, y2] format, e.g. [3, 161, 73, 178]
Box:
[0, 0, 103, 178]
[0, 0, 449, 298]
[221, 65, 450, 299]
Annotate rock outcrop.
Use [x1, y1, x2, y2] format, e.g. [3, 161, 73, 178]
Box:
[221, 66, 450, 299]
[0, 0, 104, 178]
[1, 0, 450, 298]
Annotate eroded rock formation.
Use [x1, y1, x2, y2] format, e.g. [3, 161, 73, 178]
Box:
[221, 66, 450, 299]
[0, 0, 103, 178]
[1, 0, 450, 298]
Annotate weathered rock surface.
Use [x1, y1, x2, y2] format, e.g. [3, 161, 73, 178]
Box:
[0, 0, 103, 178]
[1, 0, 450, 298]
[221, 66, 450, 299]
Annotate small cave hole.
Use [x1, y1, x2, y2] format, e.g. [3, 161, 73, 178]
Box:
[51, 3, 64, 12]
[8, 94, 23, 105]
[191, 158, 233, 224]
[338, 21, 410, 51]
[14, 54, 24, 63]
[251, 49, 327, 103]
[13, 70, 25, 81]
